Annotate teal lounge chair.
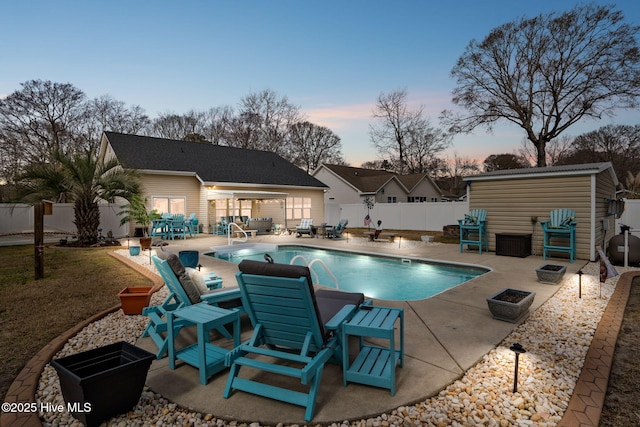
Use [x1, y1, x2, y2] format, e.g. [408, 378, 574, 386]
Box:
[541, 208, 577, 262]
[142, 252, 244, 358]
[224, 260, 364, 421]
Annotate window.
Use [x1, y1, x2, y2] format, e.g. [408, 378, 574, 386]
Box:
[286, 197, 311, 220]
[214, 199, 252, 222]
[151, 197, 185, 215]
[387, 196, 397, 203]
[408, 196, 427, 203]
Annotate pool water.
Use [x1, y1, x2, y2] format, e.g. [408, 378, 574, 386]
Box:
[208, 244, 488, 301]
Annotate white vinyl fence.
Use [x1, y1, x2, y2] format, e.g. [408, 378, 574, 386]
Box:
[616, 198, 640, 235]
[0, 203, 127, 237]
[331, 201, 470, 231]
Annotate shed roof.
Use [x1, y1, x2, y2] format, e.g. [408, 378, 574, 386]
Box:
[103, 132, 327, 188]
[468, 162, 618, 185]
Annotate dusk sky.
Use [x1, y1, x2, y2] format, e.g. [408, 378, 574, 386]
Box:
[2, 1, 640, 166]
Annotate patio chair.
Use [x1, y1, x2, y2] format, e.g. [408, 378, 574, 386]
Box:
[142, 251, 244, 358]
[185, 213, 199, 236]
[168, 214, 187, 240]
[541, 208, 577, 262]
[458, 209, 488, 254]
[224, 260, 365, 421]
[295, 218, 314, 237]
[326, 219, 348, 239]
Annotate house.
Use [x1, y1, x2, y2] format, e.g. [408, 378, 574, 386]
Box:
[98, 132, 328, 234]
[466, 162, 620, 261]
[313, 163, 444, 208]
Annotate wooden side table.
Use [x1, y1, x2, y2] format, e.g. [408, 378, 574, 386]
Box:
[341, 306, 404, 395]
[167, 303, 241, 384]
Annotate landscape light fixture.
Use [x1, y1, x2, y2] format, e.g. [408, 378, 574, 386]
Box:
[577, 270, 583, 299]
[197, 264, 202, 271]
[126, 235, 130, 249]
[509, 343, 526, 393]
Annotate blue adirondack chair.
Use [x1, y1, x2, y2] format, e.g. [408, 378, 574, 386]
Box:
[142, 253, 244, 358]
[224, 260, 364, 421]
[326, 219, 348, 239]
[168, 214, 187, 240]
[185, 213, 199, 236]
[541, 208, 577, 262]
[458, 209, 488, 254]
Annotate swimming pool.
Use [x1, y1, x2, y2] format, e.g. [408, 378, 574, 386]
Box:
[207, 244, 489, 301]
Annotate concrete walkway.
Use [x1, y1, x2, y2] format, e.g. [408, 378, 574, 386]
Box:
[134, 234, 583, 425]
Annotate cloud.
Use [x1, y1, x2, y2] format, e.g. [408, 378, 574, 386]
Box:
[305, 102, 375, 130]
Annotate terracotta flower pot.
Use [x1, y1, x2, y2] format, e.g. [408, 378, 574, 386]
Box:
[118, 286, 153, 315]
[139, 237, 152, 250]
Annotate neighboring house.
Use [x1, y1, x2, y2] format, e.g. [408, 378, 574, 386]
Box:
[98, 132, 328, 234]
[466, 162, 619, 261]
[312, 164, 444, 207]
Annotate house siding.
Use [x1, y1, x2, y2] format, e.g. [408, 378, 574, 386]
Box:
[315, 168, 362, 204]
[408, 179, 442, 202]
[142, 173, 203, 229]
[469, 168, 617, 261]
[377, 180, 405, 203]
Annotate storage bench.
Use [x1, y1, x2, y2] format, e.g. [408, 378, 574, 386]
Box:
[495, 233, 532, 258]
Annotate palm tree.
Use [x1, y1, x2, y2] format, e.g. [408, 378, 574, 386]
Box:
[17, 150, 141, 245]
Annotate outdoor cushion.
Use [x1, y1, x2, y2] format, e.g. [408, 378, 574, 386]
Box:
[315, 289, 364, 326]
[186, 267, 208, 294]
[156, 249, 200, 304]
[464, 214, 478, 225]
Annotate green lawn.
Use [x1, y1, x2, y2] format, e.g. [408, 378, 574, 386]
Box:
[0, 244, 152, 400]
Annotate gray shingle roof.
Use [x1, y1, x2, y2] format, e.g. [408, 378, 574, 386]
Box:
[468, 162, 617, 183]
[104, 132, 327, 188]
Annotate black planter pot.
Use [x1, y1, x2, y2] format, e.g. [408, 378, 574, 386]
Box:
[50, 341, 154, 427]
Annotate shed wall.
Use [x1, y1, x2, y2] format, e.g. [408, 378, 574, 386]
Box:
[469, 175, 593, 260]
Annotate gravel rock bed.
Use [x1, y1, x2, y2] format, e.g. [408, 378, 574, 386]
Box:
[36, 251, 635, 426]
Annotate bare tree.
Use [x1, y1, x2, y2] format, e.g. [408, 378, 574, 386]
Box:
[82, 95, 150, 152]
[201, 106, 234, 145]
[370, 89, 450, 173]
[557, 124, 640, 180]
[288, 121, 344, 173]
[0, 80, 86, 164]
[233, 89, 302, 156]
[518, 135, 573, 166]
[434, 152, 479, 196]
[152, 110, 205, 140]
[443, 4, 640, 166]
[404, 123, 451, 173]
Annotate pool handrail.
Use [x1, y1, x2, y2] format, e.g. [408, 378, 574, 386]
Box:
[227, 222, 248, 245]
[290, 254, 340, 290]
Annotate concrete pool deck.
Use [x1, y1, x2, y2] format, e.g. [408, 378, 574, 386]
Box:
[133, 233, 583, 425]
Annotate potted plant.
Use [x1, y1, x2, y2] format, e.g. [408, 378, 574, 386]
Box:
[118, 195, 154, 249]
[536, 264, 567, 284]
[486, 288, 536, 323]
